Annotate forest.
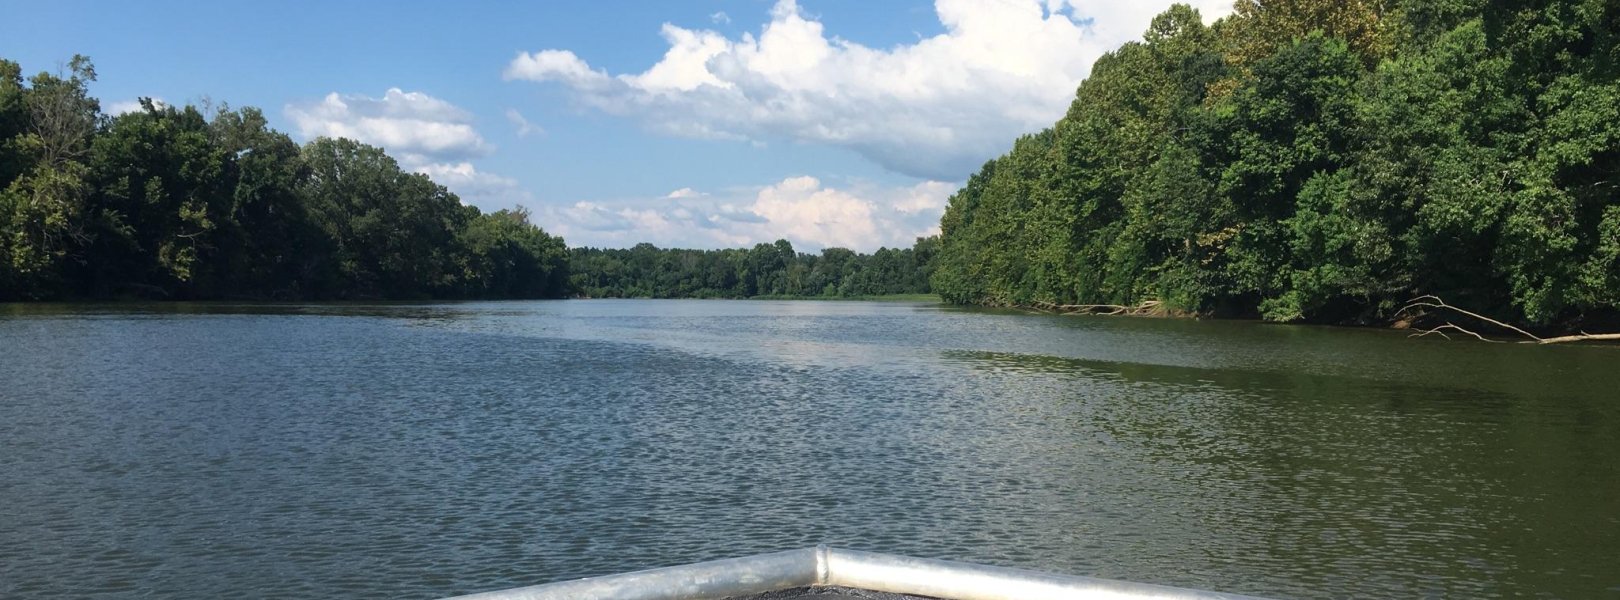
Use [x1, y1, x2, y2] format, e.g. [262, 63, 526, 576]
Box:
[931, 0, 1620, 327]
[570, 239, 936, 299]
[8, 0, 1618, 321]
[0, 57, 570, 301]
[0, 55, 937, 303]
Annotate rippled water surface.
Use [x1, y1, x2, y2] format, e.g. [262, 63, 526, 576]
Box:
[2, 300, 1618, 599]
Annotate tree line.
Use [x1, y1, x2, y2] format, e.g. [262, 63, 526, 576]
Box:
[932, 0, 1620, 327]
[0, 54, 940, 303]
[1, 56, 569, 301]
[570, 238, 937, 299]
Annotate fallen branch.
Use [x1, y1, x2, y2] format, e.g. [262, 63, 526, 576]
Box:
[1400, 295, 1539, 340]
[1536, 332, 1620, 344]
[1408, 323, 1499, 343]
[1398, 295, 1619, 345]
[1033, 300, 1163, 316]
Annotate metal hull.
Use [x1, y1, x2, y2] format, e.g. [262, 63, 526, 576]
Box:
[444, 546, 1269, 600]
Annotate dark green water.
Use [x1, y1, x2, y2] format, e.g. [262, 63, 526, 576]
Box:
[1, 300, 1616, 599]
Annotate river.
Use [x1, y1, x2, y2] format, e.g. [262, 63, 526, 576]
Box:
[1, 299, 1616, 598]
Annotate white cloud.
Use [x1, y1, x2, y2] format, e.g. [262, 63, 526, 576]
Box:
[748, 176, 881, 249]
[285, 88, 536, 208]
[711, 11, 731, 25]
[665, 187, 706, 199]
[560, 201, 638, 233]
[892, 180, 958, 215]
[505, 0, 1232, 179]
[285, 88, 493, 163]
[505, 108, 543, 137]
[107, 97, 166, 115]
[412, 162, 530, 204]
[541, 176, 955, 251]
[504, 50, 613, 89]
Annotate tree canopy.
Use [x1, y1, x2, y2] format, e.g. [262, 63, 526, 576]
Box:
[569, 238, 937, 299]
[932, 0, 1620, 326]
[0, 57, 569, 301]
[13, 0, 1619, 323]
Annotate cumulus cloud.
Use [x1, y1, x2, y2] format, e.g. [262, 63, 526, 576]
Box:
[505, 50, 612, 89]
[285, 88, 493, 164]
[286, 88, 533, 207]
[892, 180, 958, 215]
[748, 176, 898, 250]
[665, 187, 707, 199]
[541, 176, 954, 251]
[505, 0, 1232, 179]
[412, 162, 530, 204]
[711, 11, 731, 25]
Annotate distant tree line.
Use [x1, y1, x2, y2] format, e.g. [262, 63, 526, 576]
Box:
[0, 56, 569, 301]
[932, 0, 1620, 326]
[570, 238, 937, 299]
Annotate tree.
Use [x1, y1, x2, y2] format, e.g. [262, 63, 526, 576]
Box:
[207, 106, 320, 298]
[459, 207, 569, 298]
[931, 2, 1620, 332]
[80, 101, 230, 296]
[298, 137, 468, 298]
[0, 56, 99, 299]
[1221, 0, 1392, 71]
[2, 54, 571, 302]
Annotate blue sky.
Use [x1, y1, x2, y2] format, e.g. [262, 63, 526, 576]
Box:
[1, 0, 1233, 251]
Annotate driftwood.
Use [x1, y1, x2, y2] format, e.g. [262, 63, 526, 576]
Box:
[1032, 300, 1163, 316]
[1399, 295, 1620, 345]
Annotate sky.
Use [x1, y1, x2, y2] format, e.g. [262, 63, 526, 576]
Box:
[1, 0, 1234, 252]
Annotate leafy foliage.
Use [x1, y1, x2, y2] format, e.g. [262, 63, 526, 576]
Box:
[933, 1, 1620, 325]
[569, 238, 936, 299]
[0, 58, 569, 301]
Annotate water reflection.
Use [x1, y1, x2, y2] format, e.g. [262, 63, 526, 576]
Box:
[938, 346, 1616, 597]
[0, 300, 1616, 599]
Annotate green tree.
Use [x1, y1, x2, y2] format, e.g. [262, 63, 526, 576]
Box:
[458, 207, 570, 298]
[207, 106, 322, 299]
[298, 137, 468, 298]
[1212, 33, 1365, 319]
[0, 56, 99, 299]
[80, 101, 230, 296]
[933, 1, 1620, 329]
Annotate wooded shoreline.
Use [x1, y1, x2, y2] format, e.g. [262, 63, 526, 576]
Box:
[929, 2, 1620, 334]
[7, 1, 1618, 336]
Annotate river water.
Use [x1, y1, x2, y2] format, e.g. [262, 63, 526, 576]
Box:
[1, 300, 1616, 598]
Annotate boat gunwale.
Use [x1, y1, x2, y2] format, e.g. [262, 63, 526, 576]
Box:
[442, 545, 1270, 600]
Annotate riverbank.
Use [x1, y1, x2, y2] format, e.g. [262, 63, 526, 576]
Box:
[748, 293, 941, 302]
[993, 298, 1620, 345]
[564, 294, 942, 302]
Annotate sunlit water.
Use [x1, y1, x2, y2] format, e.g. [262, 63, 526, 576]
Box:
[2, 300, 1616, 599]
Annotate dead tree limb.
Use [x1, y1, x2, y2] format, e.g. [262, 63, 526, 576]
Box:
[1535, 333, 1620, 344]
[1400, 295, 1540, 339]
[1408, 323, 1499, 343]
[1398, 295, 1619, 345]
[1033, 300, 1164, 316]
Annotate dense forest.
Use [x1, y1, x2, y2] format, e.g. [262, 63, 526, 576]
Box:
[0, 53, 936, 303]
[0, 57, 569, 301]
[10, 0, 1619, 321]
[570, 239, 936, 299]
[932, 0, 1620, 326]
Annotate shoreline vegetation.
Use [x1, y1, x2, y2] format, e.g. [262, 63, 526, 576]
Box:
[6, 0, 1619, 341]
[567, 242, 935, 301]
[559, 293, 940, 302]
[746, 293, 941, 302]
[928, 2, 1620, 337]
[0, 58, 570, 302]
[0, 59, 935, 304]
